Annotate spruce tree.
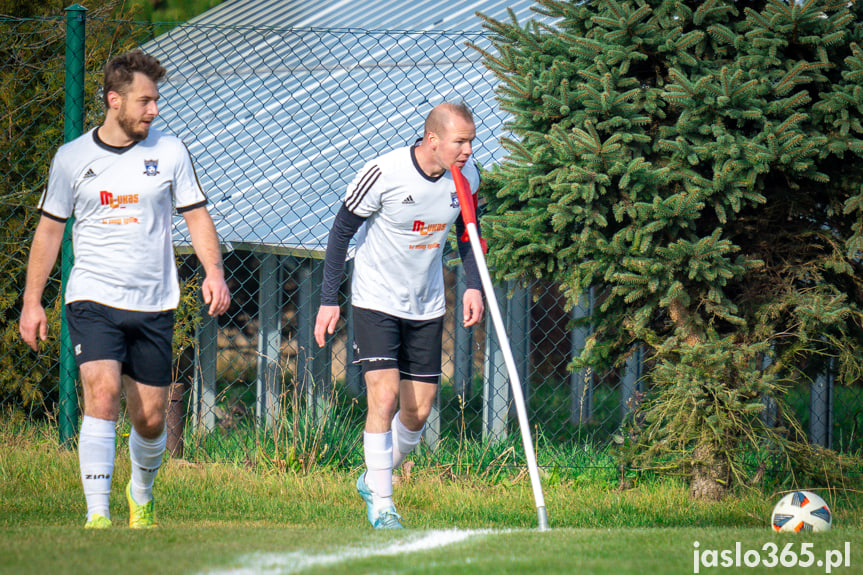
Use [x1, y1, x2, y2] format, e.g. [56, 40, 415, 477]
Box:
[475, 0, 863, 497]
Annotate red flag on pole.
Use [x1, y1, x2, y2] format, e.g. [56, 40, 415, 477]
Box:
[451, 166, 487, 253]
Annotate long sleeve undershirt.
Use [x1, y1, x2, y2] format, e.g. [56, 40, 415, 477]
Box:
[319, 203, 482, 306]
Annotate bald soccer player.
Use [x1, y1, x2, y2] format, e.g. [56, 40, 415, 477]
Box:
[315, 102, 484, 529]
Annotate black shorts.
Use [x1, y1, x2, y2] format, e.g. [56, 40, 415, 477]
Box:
[65, 300, 175, 386]
[352, 306, 443, 384]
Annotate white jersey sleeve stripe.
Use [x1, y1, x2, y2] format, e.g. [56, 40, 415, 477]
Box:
[345, 164, 381, 212]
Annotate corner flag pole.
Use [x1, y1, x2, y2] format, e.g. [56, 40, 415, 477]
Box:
[451, 164, 549, 531]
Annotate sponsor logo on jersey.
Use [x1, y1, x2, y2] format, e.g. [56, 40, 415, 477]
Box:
[402, 195, 415, 205]
[412, 220, 447, 235]
[83, 168, 97, 179]
[143, 159, 159, 176]
[101, 217, 140, 225]
[99, 190, 140, 224]
[100, 191, 139, 209]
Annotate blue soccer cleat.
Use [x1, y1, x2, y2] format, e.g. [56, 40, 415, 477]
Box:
[372, 506, 404, 529]
[356, 471, 375, 525]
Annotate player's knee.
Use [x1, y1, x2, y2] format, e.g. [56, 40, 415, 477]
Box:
[133, 412, 166, 438]
[83, 389, 121, 419]
[136, 421, 166, 440]
[399, 405, 429, 429]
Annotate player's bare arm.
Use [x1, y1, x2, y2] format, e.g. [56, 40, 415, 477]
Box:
[19, 216, 66, 351]
[183, 206, 230, 316]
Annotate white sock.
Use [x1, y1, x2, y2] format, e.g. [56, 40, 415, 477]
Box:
[79, 416, 116, 521]
[363, 431, 393, 513]
[391, 411, 424, 470]
[128, 426, 166, 505]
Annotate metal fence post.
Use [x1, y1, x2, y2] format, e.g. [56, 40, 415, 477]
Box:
[422, 386, 441, 449]
[194, 279, 218, 431]
[810, 362, 834, 449]
[59, 3, 87, 448]
[507, 281, 531, 417]
[296, 257, 331, 420]
[483, 283, 509, 441]
[621, 344, 643, 419]
[256, 251, 282, 428]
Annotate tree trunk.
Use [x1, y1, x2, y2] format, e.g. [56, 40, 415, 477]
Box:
[165, 382, 187, 457]
[690, 443, 729, 501]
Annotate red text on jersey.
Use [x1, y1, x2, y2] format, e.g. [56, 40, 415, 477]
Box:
[99, 190, 139, 209]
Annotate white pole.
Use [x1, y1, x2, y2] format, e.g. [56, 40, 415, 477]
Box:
[452, 165, 549, 530]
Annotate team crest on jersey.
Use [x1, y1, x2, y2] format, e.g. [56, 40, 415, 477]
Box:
[143, 159, 160, 177]
[450, 190, 459, 209]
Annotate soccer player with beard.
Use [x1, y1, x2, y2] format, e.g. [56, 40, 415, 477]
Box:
[19, 50, 230, 529]
[315, 102, 484, 529]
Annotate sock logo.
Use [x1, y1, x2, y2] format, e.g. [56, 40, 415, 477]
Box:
[138, 466, 160, 473]
[84, 473, 111, 480]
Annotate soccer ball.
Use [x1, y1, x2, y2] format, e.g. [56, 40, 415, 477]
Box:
[771, 491, 831, 533]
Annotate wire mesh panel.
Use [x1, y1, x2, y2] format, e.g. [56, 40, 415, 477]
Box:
[0, 12, 176, 428]
[0, 15, 66, 421]
[2, 13, 862, 466]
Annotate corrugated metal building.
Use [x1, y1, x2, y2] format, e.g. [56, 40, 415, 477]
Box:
[143, 0, 556, 435]
[146, 0, 545, 252]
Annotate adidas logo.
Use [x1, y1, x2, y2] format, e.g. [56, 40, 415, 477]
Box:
[402, 195, 415, 205]
[83, 168, 96, 179]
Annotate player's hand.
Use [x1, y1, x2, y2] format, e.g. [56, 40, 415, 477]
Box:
[315, 305, 340, 347]
[202, 274, 231, 316]
[19, 302, 48, 351]
[463, 288, 484, 327]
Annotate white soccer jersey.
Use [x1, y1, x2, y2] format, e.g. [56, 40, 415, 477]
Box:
[346, 145, 480, 319]
[38, 127, 207, 312]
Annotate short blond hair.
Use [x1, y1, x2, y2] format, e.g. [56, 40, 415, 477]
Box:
[424, 102, 474, 138]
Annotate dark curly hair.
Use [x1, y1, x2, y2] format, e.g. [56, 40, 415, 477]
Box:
[102, 50, 166, 107]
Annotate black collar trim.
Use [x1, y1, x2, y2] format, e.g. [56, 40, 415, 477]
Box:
[410, 142, 442, 183]
[93, 128, 139, 154]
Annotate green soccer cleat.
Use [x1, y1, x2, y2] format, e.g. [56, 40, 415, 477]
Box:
[126, 482, 156, 529]
[84, 514, 112, 529]
[356, 471, 375, 525]
[372, 506, 404, 530]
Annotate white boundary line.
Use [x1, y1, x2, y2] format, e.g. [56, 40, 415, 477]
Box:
[199, 529, 495, 575]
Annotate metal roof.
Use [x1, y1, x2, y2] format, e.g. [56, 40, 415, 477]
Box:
[145, 1, 549, 253]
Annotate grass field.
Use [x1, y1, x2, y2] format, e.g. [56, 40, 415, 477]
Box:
[2, 423, 862, 574]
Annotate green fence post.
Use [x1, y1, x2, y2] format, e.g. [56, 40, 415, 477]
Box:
[59, 3, 87, 448]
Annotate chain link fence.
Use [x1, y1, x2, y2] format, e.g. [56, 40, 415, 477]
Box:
[2, 12, 861, 467]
